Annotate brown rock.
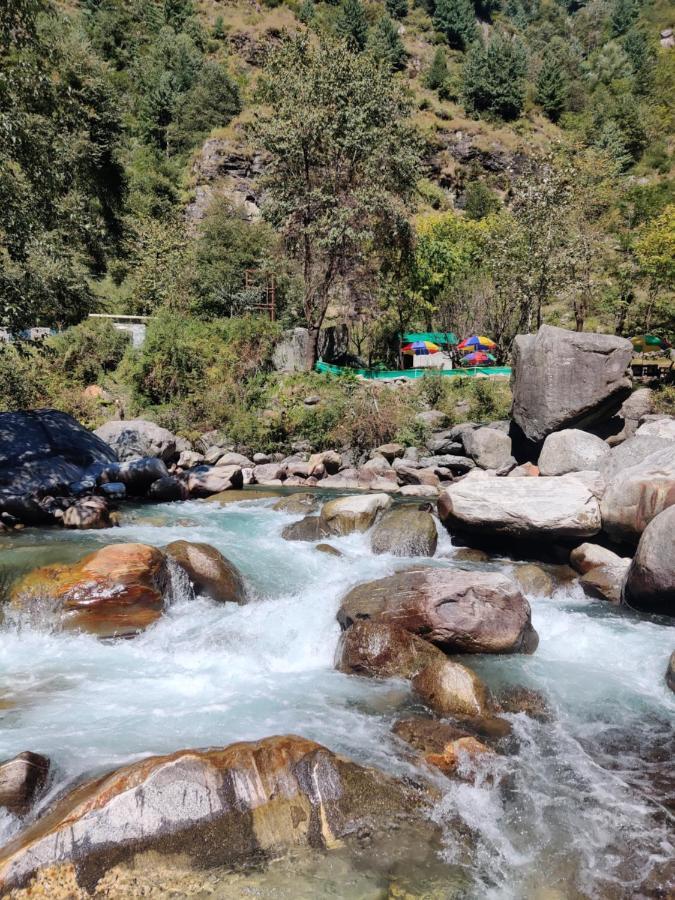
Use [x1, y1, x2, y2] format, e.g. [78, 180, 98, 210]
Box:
[315, 543, 342, 557]
[164, 541, 246, 605]
[273, 493, 319, 514]
[0, 736, 434, 895]
[392, 718, 492, 777]
[497, 686, 552, 722]
[579, 561, 629, 604]
[62, 497, 111, 530]
[412, 659, 492, 719]
[508, 462, 540, 477]
[9, 543, 175, 638]
[187, 466, 243, 497]
[370, 507, 438, 557]
[569, 543, 626, 574]
[452, 548, 491, 562]
[281, 515, 328, 541]
[337, 567, 538, 654]
[372, 443, 405, 462]
[512, 564, 554, 597]
[667, 652, 674, 693]
[319, 493, 392, 536]
[0, 752, 50, 816]
[335, 620, 444, 679]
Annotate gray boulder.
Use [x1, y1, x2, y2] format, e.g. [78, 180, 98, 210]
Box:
[667, 652, 674, 692]
[607, 388, 653, 446]
[0, 409, 116, 498]
[464, 427, 514, 470]
[99, 457, 169, 495]
[511, 325, 633, 442]
[370, 507, 438, 557]
[601, 435, 674, 480]
[635, 417, 675, 441]
[94, 419, 180, 463]
[600, 446, 675, 542]
[623, 505, 675, 615]
[538, 429, 610, 476]
[439, 476, 602, 540]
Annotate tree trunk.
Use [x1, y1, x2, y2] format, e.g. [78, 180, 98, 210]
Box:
[305, 324, 321, 371]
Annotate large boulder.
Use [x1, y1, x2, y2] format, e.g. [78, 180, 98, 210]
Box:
[370, 507, 438, 557]
[463, 427, 514, 470]
[147, 475, 189, 502]
[319, 493, 391, 536]
[99, 457, 169, 496]
[635, 417, 675, 441]
[94, 419, 182, 463]
[438, 476, 601, 540]
[165, 540, 246, 605]
[600, 447, 675, 542]
[570, 543, 628, 574]
[607, 388, 653, 445]
[337, 567, 538, 654]
[412, 659, 492, 718]
[623, 505, 675, 615]
[0, 410, 116, 498]
[335, 620, 444, 679]
[511, 325, 633, 442]
[538, 429, 610, 476]
[0, 752, 50, 816]
[9, 543, 177, 638]
[0, 736, 435, 895]
[601, 435, 675, 480]
[187, 465, 244, 497]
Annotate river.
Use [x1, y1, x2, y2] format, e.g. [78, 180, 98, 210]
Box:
[0, 494, 673, 898]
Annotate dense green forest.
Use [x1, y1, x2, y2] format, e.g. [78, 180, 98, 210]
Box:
[0, 0, 673, 436]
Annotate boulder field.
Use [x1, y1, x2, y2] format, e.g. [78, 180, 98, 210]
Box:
[0, 736, 438, 896]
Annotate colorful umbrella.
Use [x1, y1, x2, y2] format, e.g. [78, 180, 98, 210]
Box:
[401, 340, 441, 355]
[461, 351, 495, 365]
[458, 335, 497, 351]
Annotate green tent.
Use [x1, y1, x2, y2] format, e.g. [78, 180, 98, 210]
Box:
[401, 331, 458, 347]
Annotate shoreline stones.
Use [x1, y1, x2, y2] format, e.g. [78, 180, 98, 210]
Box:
[9, 543, 177, 638]
[0, 736, 437, 896]
[338, 567, 538, 655]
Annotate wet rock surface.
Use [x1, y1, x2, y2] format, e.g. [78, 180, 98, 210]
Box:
[164, 540, 246, 605]
[370, 507, 438, 557]
[0, 752, 50, 817]
[0, 736, 437, 896]
[338, 567, 538, 654]
[412, 659, 492, 719]
[335, 620, 444, 679]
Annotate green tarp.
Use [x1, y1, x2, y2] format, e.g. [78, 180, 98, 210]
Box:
[401, 331, 458, 346]
[315, 361, 511, 380]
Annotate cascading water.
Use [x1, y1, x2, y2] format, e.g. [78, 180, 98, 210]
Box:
[0, 495, 672, 897]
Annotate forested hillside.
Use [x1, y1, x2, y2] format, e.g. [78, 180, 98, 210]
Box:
[1, 0, 673, 430]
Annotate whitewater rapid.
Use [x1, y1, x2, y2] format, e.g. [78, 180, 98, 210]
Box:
[0, 496, 672, 897]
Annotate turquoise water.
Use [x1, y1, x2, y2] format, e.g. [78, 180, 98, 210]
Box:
[0, 496, 672, 897]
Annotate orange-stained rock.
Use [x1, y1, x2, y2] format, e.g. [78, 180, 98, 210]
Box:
[0, 736, 436, 896]
[392, 718, 494, 778]
[164, 540, 246, 604]
[9, 543, 175, 638]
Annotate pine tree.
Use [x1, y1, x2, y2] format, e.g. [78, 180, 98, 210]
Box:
[623, 28, 655, 91]
[212, 15, 225, 39]
[611, 0, 639, 38]
[386, 0, 408, 19]
[595, 120, 632, 172]
[433, 0, 477, 51]
[298, 0, 316, 23]
[462, 31, 528, 120]
[536, 51, 567, 122]
[424, 46, 450, 97]
[368, 16, 407, 70]
[336, 0, 369, 52]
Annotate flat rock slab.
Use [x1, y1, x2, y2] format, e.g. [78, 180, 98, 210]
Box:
[438, 476, 602, 540]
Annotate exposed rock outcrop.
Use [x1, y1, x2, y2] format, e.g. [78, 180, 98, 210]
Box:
[511, 325, 633, 442]
[338, 567, 538, 654]
[412, 659, 492, 718]
[463, 427, 514, 470]
[0, 736, 435, 895]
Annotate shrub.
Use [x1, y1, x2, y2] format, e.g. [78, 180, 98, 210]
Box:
[48, 319, 131, 386]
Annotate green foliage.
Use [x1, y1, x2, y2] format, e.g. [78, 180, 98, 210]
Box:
[462, 31, 528, 120]
[336, 0, 369, 51]
[536, 51, 568, 121]
[463, 180, 500, 220]
[298, 0, 316, 22]
[387, 0, 409, 18]
[48, 320, 131, 386]
[611, 0, 639, 37]
[623, 29, 655, 91]
[424, 46, 451, 97]
[166, 60, 241, 152]
[368, 16, 407, 70]
[212, 15, 226, 39]
[0, 345, 48, 412]
[433, 0, 477, 51]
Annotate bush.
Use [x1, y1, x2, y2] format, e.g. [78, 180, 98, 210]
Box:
[0, 345, 49, 412]
[48, 319, 131, 386]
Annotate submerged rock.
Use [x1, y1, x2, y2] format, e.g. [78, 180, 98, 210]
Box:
[370, 507, 438, 557]
[338, 567, 538, 654]
[497, 686, 552, 722]
[165, 540, 246, 605]
[438, 477, 601, 540]
[511, 325, 633, 442]
[623, 505, 675, 615]
[392, 718, 492, 777]
[319, 493, 391, 536]
[512, 564, 554, 597]
[273, 493, 320, 514]
[0, 752, 50, 817]
[281, 514, 328, 541]
[9, 543, 175, 638]
[335, 620, 444, 679]
[0, 736, 436, 896]
[412, 659, 492, 719]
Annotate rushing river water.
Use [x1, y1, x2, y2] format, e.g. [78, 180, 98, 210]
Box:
[0, 493, 673, 898]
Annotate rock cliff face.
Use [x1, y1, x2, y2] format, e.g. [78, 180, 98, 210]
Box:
[511, 325, 633, 442]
